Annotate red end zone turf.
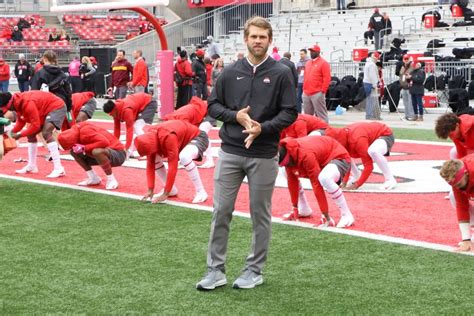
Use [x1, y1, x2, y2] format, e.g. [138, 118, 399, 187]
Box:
[0, 120, 464, 248]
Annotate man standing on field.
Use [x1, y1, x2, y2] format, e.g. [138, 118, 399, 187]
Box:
[196, 16, 297, 291]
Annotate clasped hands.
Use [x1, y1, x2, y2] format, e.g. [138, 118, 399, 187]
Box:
[236, 106, 261, 149]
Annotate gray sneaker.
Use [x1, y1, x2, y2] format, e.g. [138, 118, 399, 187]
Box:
[196, 269, 227, 291]
[232, 269, 263, 289]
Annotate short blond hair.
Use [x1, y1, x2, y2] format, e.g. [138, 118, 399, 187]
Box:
[440, 159, 464, 183]
[244, 16, 272, 40]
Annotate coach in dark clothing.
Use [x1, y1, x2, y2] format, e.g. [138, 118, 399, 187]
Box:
[196, 16, 297, 291]
[14, 54, 32, 92]
[407, 62, 426, 121]
[280, 52, 298, 88]
[192, 49, 207, 100]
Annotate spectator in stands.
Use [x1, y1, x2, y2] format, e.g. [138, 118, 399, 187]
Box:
[14, 54, 32, 93]
[0, 26, 12, 42]
[302, 44, 331, 122]
[29, 17, 38, 29]
[368, 8, 384, 50]
[337, 0, 346, 13]
[399, 55, 415, 121]
[206, 35, 221, 58]
[129, 50, 148, 93]
[31, 50, 72, 121]
[17, 18, 31, 31]
[364, 29, 374, 46]
[271, 47, 281, 61]
[139, 17, 151, 34]
[58, 30, 70, 42]
[363, 52, 381, 120]
[0, 58, 10, 93]
[11, 26, 23, 42]
[192, 49, 207, 100]
[125, 32, 135, 40]
[211, 58, 224, 87]
[175, 50, 194, 108]
[80, 56, 97, 93]
[280, 52, 298, 88]
[296, 49, 310, 113]
[48, 30, 60, 42]
[109, 50, 133, 100]
[69, 56, 82, 93]
[407, 62, 426, 122]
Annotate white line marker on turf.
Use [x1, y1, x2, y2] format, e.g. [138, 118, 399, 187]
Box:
[0, 174, 472, 257]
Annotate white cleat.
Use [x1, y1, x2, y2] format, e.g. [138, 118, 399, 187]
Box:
[15, 165, 39, 174]
[199, 159, 215, 169]
[298, 205, 313, 218]
[318, 215, 336, 228]
[78, 177, 102, 186]
[192, 190, 208, 204]
[46, 167, 66, 178]
[158, 186, 178, 197]
[336, 214, 355, 228]
[383, 179, 397, 191]
[105, 178, 119, 190]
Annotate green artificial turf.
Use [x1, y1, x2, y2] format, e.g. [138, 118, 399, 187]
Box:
[1, 179, 472, 314]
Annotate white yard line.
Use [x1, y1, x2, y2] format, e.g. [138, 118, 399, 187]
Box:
[1, 174, 472, 257]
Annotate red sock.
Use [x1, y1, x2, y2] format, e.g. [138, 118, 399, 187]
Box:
[100, 161, 112, 175]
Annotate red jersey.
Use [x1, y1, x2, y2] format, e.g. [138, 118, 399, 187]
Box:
[132, 57, 148, 87]
[58, 121, 124, 155]
[280, 114, 328, 139]
[452, 154, 474, 222]
[175, 57, 193, 86]
[111, 92, 152, 150]
[135, 120, 199, 193]
[11, 91, 65, 137]
[325, 122, 393, 187]
[72, 92, 95, 123]
[451, 114, 474, 158]
[163, 97, 207, 126]
[281, 136, 351, 213]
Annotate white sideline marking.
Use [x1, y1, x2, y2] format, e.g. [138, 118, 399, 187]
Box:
[0, 174, 472, 257]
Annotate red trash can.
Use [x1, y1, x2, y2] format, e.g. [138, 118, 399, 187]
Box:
[418, 57, 435, 73]
[424, 14, 435, 29]
[352, 47, 369, 62]
[452, 4, 463, 18]
[406, 51, 424, 64]
[423, 93, 438, 108]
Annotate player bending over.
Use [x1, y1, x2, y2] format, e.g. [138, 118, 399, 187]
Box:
[72, 91, 97, 124]
[0, 91, 66, 178]
[439, 157, 474, 251]
[435, 113, 474, 159]
[58, 122, 126, 190]
[135, 120, 209, 204]
[279, 136, 355, 228]
[325, 121, 396, 190]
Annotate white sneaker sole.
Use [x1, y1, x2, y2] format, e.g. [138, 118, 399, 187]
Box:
[232, 278, 263, 289]
[15, 167, 39, 174]
[46, 171, 66, 178]
[196, 278, 227, 291]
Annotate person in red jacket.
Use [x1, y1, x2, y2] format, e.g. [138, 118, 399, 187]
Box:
[0, 58, 10, 93]
[302, 44, 331, 123]
[439, 157, 474, 252]
[103, 92, 157, 157]
[135, 120, 209, 204]
[435, 113, 474, 159]
[0, 26, 12, 41]
[324, 121, 396, 190]
[58, 122, 126, 190]
[163, 96, 215, 168]
[279, 114, 329, 218]
[72, 91, 96, 124]
[0, 91, 66, 178]
[175, 50, 194, 108]
[279, 136, 354, 228]
[128, 50, 148, 93]
[108, 50, 133, 100]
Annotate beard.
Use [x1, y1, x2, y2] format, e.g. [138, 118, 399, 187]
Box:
[247, 43, 269, 59]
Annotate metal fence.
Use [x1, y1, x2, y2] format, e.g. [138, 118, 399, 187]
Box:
[0, 46, 78, 65]
[116, 0, 272, 64]
[329, 60, 474, 84]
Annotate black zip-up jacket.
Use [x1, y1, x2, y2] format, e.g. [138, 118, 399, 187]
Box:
[192, 58, 207, 83]
[208, 57, 297, 158]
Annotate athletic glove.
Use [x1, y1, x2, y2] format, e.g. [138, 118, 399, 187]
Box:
[72, 144, 85, 154]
